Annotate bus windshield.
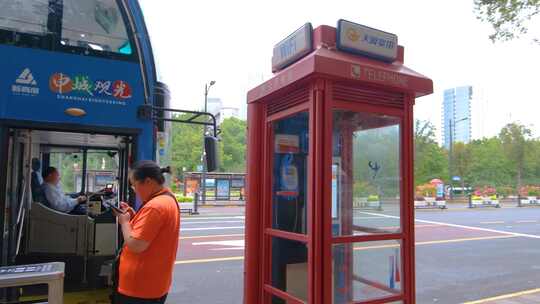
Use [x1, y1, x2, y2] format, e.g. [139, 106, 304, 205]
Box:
[61, 0, 132, 54]
[48, 149, 120, 194]
[0, 0, 133, 55]
[49, 150, 84, 194]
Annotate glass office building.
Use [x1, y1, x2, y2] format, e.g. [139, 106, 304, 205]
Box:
[442, 86, 472, 149]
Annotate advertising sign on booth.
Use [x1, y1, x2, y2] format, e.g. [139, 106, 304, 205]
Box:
[337, 19, 398, 62]
[275, 134, 300, 153]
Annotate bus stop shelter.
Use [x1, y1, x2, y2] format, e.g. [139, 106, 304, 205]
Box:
[183, 172, 246, 202]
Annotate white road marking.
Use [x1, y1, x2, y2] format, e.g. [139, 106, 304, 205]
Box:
[360, 212, 540, 239]
[181, 226, 245, 231]
[192, 239, 245, 251]
[182, 216, 245, 221]
[181, 220, 245, 225]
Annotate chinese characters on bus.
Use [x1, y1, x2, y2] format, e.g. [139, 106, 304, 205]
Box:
[49, 72, 132, 105]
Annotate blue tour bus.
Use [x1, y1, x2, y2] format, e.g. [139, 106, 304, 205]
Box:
[0, 0, 220, 302]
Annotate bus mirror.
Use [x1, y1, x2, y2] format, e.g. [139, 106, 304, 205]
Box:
[154, 82, 171, 132]
[205, 136, 219, 172]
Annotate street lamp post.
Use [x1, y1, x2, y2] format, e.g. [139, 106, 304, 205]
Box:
[201, 81, 216, 206]
[448, 117, 468, 200]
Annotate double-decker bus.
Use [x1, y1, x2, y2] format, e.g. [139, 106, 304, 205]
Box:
[0, 1, 217, 302]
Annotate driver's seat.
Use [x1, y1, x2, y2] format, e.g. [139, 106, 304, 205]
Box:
[27, 158, 94, 256]
[30, 158, 47, 205]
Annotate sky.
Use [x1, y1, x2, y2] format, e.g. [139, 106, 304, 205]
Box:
[138, 0, 540, 142]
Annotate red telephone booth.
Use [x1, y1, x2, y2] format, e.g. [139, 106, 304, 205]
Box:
[245, 21, 433, 304]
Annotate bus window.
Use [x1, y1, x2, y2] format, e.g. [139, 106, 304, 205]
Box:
[49, 151, 84, 194]
[84, 150, 119, 192]
[61, 0, 133, 55]
[0, 0, 49, 35]
[86, 151, 118, 172]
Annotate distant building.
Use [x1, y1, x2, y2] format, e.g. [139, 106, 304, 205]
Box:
[206, 98, 240, 125]
[218, 106, 240, 124]
[442, 86, 473, 149]
[207, 98, 223, 116]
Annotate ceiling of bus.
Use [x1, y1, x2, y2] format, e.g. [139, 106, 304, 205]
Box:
[31, 130, 126, 148]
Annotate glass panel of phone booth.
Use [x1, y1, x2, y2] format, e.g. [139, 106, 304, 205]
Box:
[269, 111, 309, 304]
[331, 111, 401, 237]
[271, 236, 308, 303]
[271, 112, 309, 235]
[333, 240, 403, 303]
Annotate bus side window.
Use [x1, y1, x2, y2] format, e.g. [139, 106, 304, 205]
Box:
[61, 0, 133, 55]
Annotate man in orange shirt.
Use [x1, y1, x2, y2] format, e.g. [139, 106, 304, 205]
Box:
[113, 161, 179, 304]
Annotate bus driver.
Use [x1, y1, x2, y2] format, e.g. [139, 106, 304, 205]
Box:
[42, 167, 87, 215]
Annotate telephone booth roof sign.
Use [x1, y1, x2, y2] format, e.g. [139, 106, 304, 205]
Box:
[272, 23, 314, 73]
[249, 23, 433, 103]
[336, 19, 398, 62]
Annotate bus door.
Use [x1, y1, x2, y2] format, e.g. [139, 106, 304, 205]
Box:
[4, 129, 32, 265]
[0, 128, 134, 302]
[0, 129, 32, 302]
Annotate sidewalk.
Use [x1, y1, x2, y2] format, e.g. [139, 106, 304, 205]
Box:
[179, 203, 245, 216]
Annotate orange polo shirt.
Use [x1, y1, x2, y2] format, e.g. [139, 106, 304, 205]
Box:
[118, 189, 180, 299]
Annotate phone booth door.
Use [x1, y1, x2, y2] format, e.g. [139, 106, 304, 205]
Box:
[327, 100, 410, 304]
[263, 103, 313, 304]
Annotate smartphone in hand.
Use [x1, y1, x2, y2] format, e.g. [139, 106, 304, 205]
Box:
[105, 201, 126, 214]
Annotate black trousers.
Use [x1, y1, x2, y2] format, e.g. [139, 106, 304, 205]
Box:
[114, 293, 168, 304]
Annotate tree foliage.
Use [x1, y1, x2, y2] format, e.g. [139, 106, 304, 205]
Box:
[218, 117, 247, 172]
[413, 120, 540, 195]
[169, 115, 247, 176]
[414, 120, 448, 186]
[499, 122, 532, 189]
[170, 114, 205, 174]
[475, 0, 540, 42]
[453, 142, 472, 189]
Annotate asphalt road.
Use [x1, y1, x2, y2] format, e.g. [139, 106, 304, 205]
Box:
[166, 205, 540, 304]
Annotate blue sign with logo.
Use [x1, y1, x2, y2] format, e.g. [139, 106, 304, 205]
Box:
[0, 45, 145, 129]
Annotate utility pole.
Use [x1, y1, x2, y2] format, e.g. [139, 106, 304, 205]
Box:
[449, 119, 453, 200]
[201, 81, 216, 205]
[448, 117, 469, 200]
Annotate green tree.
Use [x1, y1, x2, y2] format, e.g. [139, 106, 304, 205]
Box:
[523, 139, 540, 185]
[414, 120, 448, 186]
[218, 117, 247, 172]
[468, 137, 513, 187]
[170, 114, 204, 174]
[499, 122, 532, 189]
[453, 142, 472, 190]
[475, 0, 540, 42]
